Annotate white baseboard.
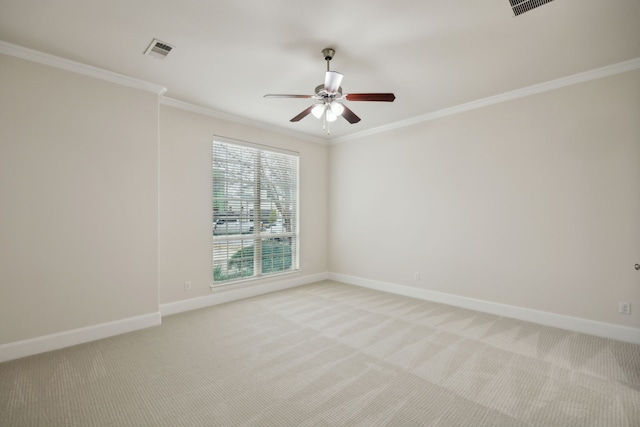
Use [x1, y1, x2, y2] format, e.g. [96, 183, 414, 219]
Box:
[5, 271, 631, 363]
[160, 272, 329, 316]
[328, 272, 640, 345]
[0, 312, 161, 363]
[0, 273, 328, 362]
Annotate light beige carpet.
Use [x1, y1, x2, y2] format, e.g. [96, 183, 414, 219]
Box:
[1, 280, 639, 426]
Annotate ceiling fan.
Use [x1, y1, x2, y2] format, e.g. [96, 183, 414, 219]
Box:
[264, 48, 395, 133]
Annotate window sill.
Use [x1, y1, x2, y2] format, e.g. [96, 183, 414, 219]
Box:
[210, 269, 301, 290]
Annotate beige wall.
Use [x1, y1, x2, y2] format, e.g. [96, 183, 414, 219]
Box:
[158, 105, 329, 305]
[0, 52, 328, 348]
[0, 54, 160, 344]
[2, 45, 637, 349]
[329, 69, 640, 328]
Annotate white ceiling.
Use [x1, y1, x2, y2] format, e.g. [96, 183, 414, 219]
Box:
[1, 0, 639, 141]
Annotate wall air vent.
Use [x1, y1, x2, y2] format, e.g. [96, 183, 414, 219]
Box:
[509, 0, 555, 16]
[144, 39, 174, 60]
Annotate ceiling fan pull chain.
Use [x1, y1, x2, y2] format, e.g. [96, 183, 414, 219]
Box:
[323, 110, 330, 135]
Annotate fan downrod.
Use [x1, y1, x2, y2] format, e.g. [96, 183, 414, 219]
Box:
[322, 48, 335, 71]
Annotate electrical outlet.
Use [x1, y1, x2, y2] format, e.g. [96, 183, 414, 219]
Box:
[184, 281, 192, 291]
[619, 301, 631, 315]
[414, 272, 420, 282]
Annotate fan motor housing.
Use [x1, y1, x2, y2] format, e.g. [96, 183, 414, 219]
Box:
[314, 84, 342, 98]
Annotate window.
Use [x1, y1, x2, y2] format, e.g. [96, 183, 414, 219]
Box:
[213, 138, 299, 284]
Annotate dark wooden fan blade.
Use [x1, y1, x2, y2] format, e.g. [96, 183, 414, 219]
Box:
[344, 93, 396, 102]
[341, 105, 361, 124]
[264, 94, 313, 99]
[290, 106, 314, 122]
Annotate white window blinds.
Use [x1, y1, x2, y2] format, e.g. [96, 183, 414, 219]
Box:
[213, 139, 299, 284]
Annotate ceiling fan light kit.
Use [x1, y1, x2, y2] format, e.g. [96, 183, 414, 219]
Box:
[264, 48, 395, 134]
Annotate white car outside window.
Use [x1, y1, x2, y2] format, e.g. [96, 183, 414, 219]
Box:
[267, 219, 286, 234]
[213, 219, 254, 235]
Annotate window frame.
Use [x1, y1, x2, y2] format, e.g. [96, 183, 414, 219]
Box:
[212, 137, 299, 286]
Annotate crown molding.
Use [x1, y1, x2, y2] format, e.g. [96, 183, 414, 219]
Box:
[0, 39, 325, 144]
[331, 57, 640, 144]
[0, 40, 167, 96]
[3, 39, 637, 145]
[160, 97, 328, 145]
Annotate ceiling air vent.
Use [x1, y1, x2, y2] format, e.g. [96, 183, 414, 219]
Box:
[144, 39, 174, 60]
[509, 0, 555, 16]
